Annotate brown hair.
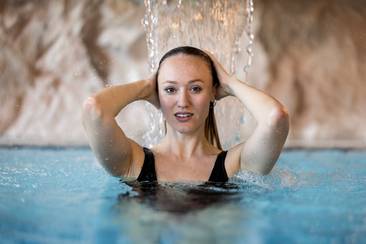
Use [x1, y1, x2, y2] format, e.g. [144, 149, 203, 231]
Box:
[156, 46, 222, 150]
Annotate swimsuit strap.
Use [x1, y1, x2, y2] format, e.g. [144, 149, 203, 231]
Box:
[137, 147, 157, 182]
[137, 148, 228, 183]
[208, 151, 229, 183]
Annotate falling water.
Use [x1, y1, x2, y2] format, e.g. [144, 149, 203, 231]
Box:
[141, 0, 255, 148]
[243, 0, 254, 78]
[142, 0, 159, 73]
[142, 0, 255, 76]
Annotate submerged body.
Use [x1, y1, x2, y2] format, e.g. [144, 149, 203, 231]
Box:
[82, 46, 289, 183]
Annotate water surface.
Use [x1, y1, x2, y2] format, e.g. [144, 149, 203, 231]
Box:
[0, 147, 365, 243]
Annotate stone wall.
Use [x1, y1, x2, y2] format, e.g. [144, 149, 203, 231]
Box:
[258, 0, 366, 147]
[0, 0, 365, 148]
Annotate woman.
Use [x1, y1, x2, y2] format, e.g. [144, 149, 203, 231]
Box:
[82, 46, 289, 183]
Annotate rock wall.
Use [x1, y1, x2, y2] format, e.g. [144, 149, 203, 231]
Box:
[0, 0, 365, 148]
[258, 0, 366, 147]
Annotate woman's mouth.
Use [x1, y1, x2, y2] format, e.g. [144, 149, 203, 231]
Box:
[174, 112, 193, 122]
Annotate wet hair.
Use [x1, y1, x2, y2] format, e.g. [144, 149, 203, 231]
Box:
[156, 46, 222, 150]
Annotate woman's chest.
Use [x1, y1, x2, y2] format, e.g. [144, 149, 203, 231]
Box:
[154, 154, 217, 182]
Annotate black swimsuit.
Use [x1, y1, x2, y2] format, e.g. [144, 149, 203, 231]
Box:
[137, 147, 229, 183]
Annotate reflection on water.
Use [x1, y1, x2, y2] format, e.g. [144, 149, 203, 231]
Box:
[118, 181, 244, 215]
[111, 179, 266, 243]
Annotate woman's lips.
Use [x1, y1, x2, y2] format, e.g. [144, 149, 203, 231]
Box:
[174, 112, 193, 122]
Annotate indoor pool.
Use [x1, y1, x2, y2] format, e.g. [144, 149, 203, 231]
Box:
[0, 147, 365, 243]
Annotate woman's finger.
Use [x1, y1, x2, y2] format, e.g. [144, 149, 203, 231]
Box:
[204, 49, 228, 74]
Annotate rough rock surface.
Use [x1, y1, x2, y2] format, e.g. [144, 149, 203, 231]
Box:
[258, 0, 366, 147]
[0, 0, 365, 147]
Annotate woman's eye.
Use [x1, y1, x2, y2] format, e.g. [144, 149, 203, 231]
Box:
[190, 86, 202, 93]
[164, 87, 176, 94]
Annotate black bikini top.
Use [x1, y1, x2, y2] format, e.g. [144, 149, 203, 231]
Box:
[137, 147, 229, 183]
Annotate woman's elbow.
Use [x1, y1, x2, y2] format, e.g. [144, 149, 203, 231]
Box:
[267, 106, 289, 133]
[82, 96, 104, 123]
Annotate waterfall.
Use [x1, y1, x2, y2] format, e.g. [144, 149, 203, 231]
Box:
[141, 0, 256, 148]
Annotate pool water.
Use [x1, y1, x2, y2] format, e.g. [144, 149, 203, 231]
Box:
[0, 147, 365, 243]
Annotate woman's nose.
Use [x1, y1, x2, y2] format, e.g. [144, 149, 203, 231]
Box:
[177, 90, 190, 108]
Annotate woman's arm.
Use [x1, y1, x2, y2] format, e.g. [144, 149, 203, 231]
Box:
[82, 77, 158, 177]
[207, 51, 289, 175]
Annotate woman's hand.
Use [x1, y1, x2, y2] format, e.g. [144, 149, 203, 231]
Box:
[144, 72, 160, 108]
[204, 50, 235, 100]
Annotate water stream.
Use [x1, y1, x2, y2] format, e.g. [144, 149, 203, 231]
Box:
[142, 0, 254, 75]
[141, 0, 256, 148]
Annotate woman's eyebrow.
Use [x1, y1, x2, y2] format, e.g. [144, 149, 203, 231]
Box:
[164, 80, 177, 84]
[163, 79, 204, 84]
[189, 79, 204, 83]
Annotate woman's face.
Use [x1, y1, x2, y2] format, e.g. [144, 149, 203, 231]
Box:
[157, 54, 216, 135]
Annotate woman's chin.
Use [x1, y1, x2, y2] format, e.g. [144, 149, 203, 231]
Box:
[170, 123, 202, 135]
[165, 117, 205, 135]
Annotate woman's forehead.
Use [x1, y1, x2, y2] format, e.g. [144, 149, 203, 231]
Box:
[158, 54, 211, 82]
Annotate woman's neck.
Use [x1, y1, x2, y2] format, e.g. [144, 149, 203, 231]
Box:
[157, 125, 217, 160]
